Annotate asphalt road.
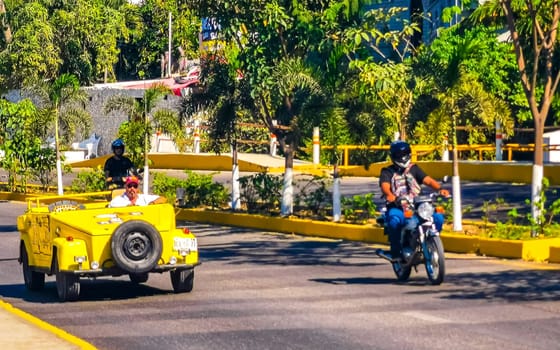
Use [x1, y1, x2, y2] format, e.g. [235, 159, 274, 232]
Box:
[1, 201, 560, 349]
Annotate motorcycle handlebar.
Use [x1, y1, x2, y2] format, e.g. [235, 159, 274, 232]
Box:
[388, 192, 451, 207]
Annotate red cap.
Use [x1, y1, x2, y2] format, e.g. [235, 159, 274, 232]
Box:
[125, 176, 139, 186]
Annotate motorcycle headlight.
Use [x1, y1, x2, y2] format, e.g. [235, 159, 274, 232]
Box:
[417, 202, 434, 220]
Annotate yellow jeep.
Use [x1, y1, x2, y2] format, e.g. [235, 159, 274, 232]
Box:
[17, 192, 199, 302]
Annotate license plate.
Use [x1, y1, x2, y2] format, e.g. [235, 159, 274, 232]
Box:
[173, 237, 198, 251]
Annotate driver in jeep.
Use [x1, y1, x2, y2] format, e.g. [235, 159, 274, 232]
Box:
[109, 176, 167, 207]
[379, 141, 449, 261]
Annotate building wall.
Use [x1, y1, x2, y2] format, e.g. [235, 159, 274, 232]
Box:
[4, 87, 182, 157]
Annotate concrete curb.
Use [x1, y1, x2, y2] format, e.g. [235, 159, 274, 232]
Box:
[175, 208, 560, 263]
[0, 300, 97, 349]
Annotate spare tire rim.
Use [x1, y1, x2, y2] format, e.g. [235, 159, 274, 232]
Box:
[122, 231, 152, 261]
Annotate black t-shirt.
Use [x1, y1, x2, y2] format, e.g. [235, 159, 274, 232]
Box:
[379, 163, 427, 187]
[104, 156, 134, 179]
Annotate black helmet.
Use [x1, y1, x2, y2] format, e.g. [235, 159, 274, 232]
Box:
[390, 141, 411, 169]
[111, 138, 125, 152]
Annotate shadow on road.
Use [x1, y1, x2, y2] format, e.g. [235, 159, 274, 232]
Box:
[0, 225, 17, 233]
[0, 280, 171, 303]
[200, 238, 382, 267]
[438, 269, 560, 302]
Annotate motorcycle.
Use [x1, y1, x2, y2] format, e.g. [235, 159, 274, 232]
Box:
[375, 192, 449, 285]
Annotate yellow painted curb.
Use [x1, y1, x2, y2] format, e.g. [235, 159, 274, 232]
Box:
[66, 154, 560, 185]
[549, 245, 560, 263]
[0, 300, 97, 349]
[337, 161, 560, 185]
[0, 192, 40, 202]
[439, 233, 480, 254]
[176, 208, 388, 244]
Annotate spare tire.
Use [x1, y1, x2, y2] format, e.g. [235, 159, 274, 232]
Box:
[111, 221, 162, 273]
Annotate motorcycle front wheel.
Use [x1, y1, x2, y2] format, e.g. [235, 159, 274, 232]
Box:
[424, 236, 445, 285]
[392, 260, 411, 282]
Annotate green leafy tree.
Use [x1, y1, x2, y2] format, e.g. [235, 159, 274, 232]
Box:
[117, 0, 200, 80]
[0, 2, 60, 88]
[0, 99, 43, 192]
[469, 0, 560, 233]
[186, 0, 415, 214]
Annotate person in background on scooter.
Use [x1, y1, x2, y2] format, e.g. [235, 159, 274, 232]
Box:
[379, 140, 450, 261]
[104, 138, 135, 189]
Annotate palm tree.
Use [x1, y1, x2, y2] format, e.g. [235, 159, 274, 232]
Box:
[424, 36, 487, 231]
[267, 57, 325, 216]
[31, 74, 90, 195]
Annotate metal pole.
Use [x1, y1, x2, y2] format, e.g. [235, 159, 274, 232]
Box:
[143, 90, 149, 194]
[452, 112, 462, 231]
[167, 12, 172, 77]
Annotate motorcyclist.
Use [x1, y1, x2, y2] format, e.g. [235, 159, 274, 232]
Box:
[379, 140, 450, 261]
[104, 138, 135, 189]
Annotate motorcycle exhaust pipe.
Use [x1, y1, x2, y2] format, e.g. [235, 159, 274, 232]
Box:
[375, 249, 415, 267]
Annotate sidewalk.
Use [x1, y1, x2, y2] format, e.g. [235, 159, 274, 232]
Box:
[0, 300, 95, 349]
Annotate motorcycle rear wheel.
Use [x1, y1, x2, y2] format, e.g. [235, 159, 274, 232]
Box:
[424, 236, 445, 285]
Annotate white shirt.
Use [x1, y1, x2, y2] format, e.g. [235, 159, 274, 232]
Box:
[109, 193, 161, 208]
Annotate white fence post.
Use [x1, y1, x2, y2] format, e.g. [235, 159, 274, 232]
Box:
[193, 128, 200, 154]
[270, 133, 277, 156]
[495, 120, 503, 161]
[312, 127, 320, 165]
[442, 135, 449, 161]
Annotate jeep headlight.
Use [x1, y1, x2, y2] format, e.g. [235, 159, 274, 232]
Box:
[417, 202, 434, 220]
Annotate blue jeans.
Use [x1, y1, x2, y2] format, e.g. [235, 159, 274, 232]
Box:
[386, 207, 444, 257]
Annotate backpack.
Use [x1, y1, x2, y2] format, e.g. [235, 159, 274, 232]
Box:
[390, 164, 422, 199]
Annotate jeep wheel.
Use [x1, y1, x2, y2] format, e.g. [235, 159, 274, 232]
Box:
[21, 245, 45, 291]
[54, 256, 80, 302]
[111, 221, 162, 274]
[129, 273, 149, 284]
[170, 269, 194, 293]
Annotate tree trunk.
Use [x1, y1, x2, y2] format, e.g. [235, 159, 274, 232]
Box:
[231, 141, 240, 211]
[530, 115, 546, 235]
[451, 109, 462, 231]
[280, 144, 294, 216]
[0, 0, 12, 44]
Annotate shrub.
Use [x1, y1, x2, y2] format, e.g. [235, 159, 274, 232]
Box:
[238, 172, 283, 213]
[152, 170, 229, 209]
[70, 166, 106, 193]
